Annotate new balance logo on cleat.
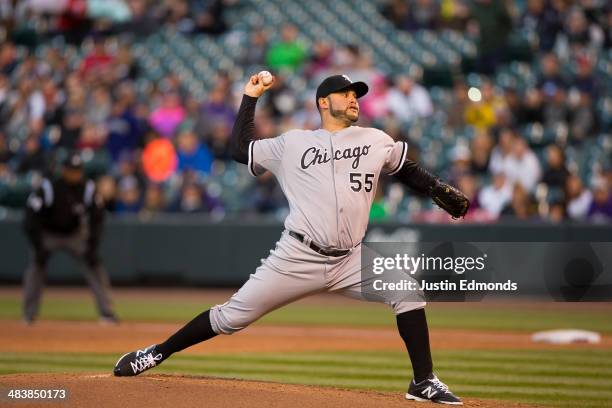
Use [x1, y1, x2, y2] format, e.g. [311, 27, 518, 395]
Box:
[113, 345, 164, 377]
[423, 386, 438, 399]
[406, 373, 463, 405]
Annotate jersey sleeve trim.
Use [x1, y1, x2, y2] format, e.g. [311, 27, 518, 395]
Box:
[387, 141, 408, 176]
[247, 140, 257, 177]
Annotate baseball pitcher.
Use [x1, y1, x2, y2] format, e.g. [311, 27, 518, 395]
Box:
[114, 72, 469, 405]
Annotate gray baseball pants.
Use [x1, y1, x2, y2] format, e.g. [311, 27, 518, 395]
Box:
[210, 230, 425, 334]
[23, 231, 116, 321]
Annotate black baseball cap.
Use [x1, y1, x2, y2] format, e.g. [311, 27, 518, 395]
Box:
[63, 153, 83, 170]
[315, 75, 368, 106]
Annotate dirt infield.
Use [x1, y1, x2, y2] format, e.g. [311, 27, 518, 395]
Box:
[1, 320, 611, 354]
[0, 320, 606, 408]
[1, 289, 610, 407]
[0, 373, 544, 408]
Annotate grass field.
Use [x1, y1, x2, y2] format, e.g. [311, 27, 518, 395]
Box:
[1, 289, 611, 408]
[2, 350, 611, 407]
[0, 291, 611, 333]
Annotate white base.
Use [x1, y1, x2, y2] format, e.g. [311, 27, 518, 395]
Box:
[532, 329, 601, 344]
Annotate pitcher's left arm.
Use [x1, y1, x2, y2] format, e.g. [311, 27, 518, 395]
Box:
[393, 157, 470, 219]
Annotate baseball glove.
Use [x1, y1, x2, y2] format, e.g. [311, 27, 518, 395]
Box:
[430, 180, 470, 218]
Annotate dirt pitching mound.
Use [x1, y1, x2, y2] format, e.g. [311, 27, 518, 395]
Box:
[0, 373, 544, 408]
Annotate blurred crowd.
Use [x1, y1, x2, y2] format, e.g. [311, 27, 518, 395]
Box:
[1, 0, 232, 43]
[0, 0, 610, 223]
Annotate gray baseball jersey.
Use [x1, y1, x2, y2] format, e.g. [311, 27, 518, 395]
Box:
[209, 125, 424, 336]
[248, 126, 407, 249]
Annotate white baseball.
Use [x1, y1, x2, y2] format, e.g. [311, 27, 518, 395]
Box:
[258, 70, 273, 86]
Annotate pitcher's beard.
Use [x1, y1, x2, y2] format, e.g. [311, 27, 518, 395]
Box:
[330, 106, 358, 125]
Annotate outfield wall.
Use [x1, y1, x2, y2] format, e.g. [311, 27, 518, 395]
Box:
[0, 213, 610, 286]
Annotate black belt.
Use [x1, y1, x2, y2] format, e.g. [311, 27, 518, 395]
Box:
[289, 231, 351, 257]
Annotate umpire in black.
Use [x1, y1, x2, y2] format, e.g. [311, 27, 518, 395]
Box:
[22, 153, 118, 324]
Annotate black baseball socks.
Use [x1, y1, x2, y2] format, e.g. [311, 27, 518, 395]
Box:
[155, 309, 218, 358]
[155, 307, 433, 383]
[396, 308, 433, 383]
